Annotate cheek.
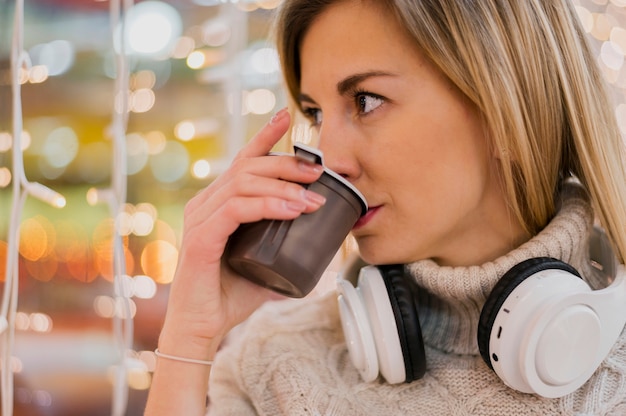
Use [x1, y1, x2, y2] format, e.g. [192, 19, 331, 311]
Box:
[383, 135, 490, 225]
[420, 114, 490, 187]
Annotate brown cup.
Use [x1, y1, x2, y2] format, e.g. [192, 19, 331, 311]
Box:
[225, 143, 367, 298]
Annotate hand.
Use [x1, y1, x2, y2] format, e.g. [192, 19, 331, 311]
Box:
[158, 109, 325, 357]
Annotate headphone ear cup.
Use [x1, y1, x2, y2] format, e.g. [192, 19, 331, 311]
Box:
[337, 277, 380, 382]
[338, 265, 426, 384]
[378, 265, 426, 382]
[478, 257, 599, 397]
[477, 257, 581, 368]
[358, 265, 426, 383]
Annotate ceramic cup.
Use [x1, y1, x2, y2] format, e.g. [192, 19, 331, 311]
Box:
[225, 143, 367, 298]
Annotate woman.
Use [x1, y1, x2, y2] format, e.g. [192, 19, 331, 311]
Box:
[145, 0, 626, 414]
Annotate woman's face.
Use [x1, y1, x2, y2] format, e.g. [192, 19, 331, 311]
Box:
[298, 0, 526, 267]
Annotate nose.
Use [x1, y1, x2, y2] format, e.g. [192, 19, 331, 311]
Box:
[317, 122, 361, 181]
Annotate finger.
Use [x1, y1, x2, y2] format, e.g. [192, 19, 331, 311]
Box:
[184, 154, 324, 217]
[182, 195, 314, 264]
[192, 192, 319, 239]
[185, 174, 326, 229]
[235, 107, 291, 160]
[188, 157, 323, 208]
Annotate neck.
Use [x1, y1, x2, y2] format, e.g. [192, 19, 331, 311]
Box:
[406, 182, 594, 355]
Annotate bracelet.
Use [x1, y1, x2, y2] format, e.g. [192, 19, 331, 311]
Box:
[154, 348, 214, 366]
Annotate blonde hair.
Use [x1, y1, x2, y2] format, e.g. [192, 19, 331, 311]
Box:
[274, 0, 626, 263]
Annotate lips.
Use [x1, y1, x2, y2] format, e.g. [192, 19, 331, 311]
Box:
[353, 206, 379, 230]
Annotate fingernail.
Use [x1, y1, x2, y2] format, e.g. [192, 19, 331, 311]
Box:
[298, 160, 323, 174]
[270, 107, 289, 125]
[302, 190, 326, 206]
[285, 200, 307, 212]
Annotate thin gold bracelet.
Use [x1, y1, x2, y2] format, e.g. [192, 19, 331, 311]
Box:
[154, 348, 214, 366]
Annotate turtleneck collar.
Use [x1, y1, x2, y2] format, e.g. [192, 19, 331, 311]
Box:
[405, 183, 594, 356]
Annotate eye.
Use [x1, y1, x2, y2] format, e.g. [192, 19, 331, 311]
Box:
[355, 93, 384, 115]
[302, 106, 323, 127]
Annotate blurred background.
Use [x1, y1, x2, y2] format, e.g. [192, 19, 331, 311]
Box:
[0, 0, 626, 414]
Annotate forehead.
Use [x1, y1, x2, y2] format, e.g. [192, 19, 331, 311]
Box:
[299, 1, 423, 90]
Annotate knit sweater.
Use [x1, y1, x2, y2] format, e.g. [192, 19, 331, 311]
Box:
[207, 184, 626, 415]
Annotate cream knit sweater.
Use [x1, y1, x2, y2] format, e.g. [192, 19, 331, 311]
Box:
[207, 184, 626, 415]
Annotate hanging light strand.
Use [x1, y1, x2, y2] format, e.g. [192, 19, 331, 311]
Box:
[108, 0, 134, 415]
[2, 1, 66, 415]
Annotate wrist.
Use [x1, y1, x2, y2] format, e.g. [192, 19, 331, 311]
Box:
[154, 348, 214, 366]
[158, 324, 223, 362]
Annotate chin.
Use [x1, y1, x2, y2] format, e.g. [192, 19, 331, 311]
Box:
[354, 240, 402, 266]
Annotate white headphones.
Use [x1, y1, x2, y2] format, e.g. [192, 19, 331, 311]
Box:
[337, 228, 626, 398]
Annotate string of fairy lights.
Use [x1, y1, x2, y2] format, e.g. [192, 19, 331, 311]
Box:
[4, 0, 134, 415]
[2, 1, 66, 414]
[2, 1, 257, 415]
[103, 1, 134, 414]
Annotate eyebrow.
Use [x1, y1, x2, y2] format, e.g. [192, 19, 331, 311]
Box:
[297, 70, 396, 105]
[336, 71, 395, 95]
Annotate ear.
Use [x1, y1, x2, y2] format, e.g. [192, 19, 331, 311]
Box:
[494, 147, 510, 160]
[491, 139, 511, 161]
[485, 124, 514, 162]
